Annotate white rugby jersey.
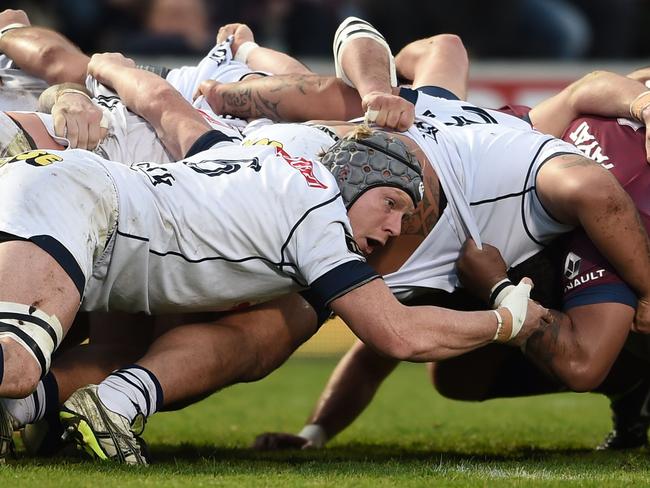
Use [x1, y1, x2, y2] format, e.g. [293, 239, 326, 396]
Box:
[385, 91, 582, 295]
[242, 122, 338, 160]
[166, 38, 256, 103]
[78, 143, 368, 314]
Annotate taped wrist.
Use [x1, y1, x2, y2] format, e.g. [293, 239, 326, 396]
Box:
[332, 16, 397, 88]
[629, 90, 650, 123]
[488, 279, 514, 309]
[0, 23, 27, 41]
[234, 41, 259, 64]
[499, 281, 532, 340]
[297, 423, 328, 448]
[0, 302, 63, 378]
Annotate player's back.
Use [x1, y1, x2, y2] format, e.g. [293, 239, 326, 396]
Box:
[83, 143, 348, 314]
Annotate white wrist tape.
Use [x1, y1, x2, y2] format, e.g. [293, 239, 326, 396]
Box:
[0, 23, 27, 40]
[234, 41, 259, 64]
[56, 88, 92, 103]
[489, 278, 515, 309]
[297, 424, 327, 448]
[499, 281, 532, 340]
[333, 16, 397, 88]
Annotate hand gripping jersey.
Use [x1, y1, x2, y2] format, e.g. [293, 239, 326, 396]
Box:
[559, 115, 649, 310]
[383, 88, 583, 296]
[28, 38, 250, 165]
[0, 143, 375, 314]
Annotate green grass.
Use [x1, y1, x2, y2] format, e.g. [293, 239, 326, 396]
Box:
[2, 357, 650, 486]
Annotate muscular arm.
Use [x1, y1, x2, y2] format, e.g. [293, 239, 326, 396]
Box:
[200, 74, 362, 122]
[0, 26, 89, 85]
[330, 279, 548, 362]
[88, 53, 210, 159]
[529, 70, 648, 138]
[536, 155, 650, 331]
[305, 340, 399, 440]
[457, 239, 635, 391]
[395, 34, 469, 99]
[525, 303, 633, 391]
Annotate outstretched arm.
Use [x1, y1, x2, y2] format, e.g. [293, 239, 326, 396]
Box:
[87, 53, 210, 159]
[331, 278, 550, 362]
[0, 10, 89, 85]
[536, 155, 650, 332]
[254, 340, 399, 450]
[198, 73, 362, 122]
[529, 71, 650, 159]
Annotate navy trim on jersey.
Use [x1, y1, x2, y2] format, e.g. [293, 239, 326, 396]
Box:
[185, 129, 239, 158]
[468, 138, 566, 247]
[309, 260, 380, 310]
[532, 151, 587, 229]
[399, 86, 460, 105]
[0, 232, 85, 296]
[564, 282, 636, 310]
[299, 289, 333, 328]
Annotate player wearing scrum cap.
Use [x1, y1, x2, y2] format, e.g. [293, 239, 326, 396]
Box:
[30, 18, 650, 463]
[0, 50, 549, 463]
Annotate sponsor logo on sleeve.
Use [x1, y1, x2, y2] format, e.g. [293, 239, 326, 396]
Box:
[563, 251, 606, 291]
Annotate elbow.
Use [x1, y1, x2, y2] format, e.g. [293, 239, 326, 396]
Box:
[34, 45, 82, 84]
[561, 359, 608, 393]
[374, 336, 434, 362]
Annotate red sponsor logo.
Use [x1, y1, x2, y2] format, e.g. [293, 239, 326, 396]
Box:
[196, 108, 228, 128]
[275, 147, 327, 189]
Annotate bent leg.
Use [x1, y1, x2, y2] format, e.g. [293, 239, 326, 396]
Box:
[0, 240, 79, 397]
[143, 294, 318, 410]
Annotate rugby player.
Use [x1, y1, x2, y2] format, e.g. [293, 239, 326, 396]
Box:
[50, 22, 650, 464]
[0, 44, 553, 464]
[5, 16, 648, 466]
[250, 49, 650, 451]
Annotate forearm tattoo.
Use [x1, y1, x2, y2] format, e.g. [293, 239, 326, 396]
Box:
[220, 75, 327, 122]
[221, 86, 282, 121]
[524, 309, 565, 380]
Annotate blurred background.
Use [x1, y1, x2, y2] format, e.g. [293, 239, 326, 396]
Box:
[8, 0, 650, 60]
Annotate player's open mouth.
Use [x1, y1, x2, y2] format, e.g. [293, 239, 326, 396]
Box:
[366, 237, 382, 254]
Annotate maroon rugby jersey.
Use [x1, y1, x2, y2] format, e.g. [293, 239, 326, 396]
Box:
[560, 115, 649, 309]
[498, 104, 646, 309]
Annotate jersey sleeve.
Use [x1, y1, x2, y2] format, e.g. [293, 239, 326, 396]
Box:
[286, 198, 379, 304]
[562, 229, 636, 311]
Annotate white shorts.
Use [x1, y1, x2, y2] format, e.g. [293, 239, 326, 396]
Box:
[0, 111, 33, 157]
[0, 149, 118, 296]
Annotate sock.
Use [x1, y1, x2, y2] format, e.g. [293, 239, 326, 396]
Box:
[97, 365, 163, 424]
[2, 371, 58, 428]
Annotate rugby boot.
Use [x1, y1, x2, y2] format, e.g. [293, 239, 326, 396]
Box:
[0, 399, 16, 462]
[59, 385, 148, 465]
[597, 380, 650, 450]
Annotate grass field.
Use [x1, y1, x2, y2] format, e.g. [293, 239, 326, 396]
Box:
[2, 356, 650, 486]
